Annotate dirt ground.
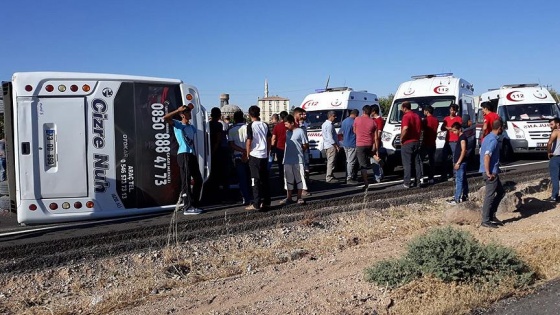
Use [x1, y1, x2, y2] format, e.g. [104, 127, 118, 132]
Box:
[115, 181, 560, 315]
[1, 179, 559, 315]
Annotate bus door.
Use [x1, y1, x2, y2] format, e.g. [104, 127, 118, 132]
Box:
[26, 97, 88, 199]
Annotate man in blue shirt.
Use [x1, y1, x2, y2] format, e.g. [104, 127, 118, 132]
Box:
[478, 119, 505, 228]
[321, 111, 340, 182]
[339, 109, 359, 184]
[164, 104, 204, 215]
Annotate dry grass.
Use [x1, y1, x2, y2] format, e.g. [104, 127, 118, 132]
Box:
[390, 276, 522, 315]
[0, 178, 558, 314]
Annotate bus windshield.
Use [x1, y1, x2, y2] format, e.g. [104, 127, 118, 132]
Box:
[504, 103, 558, 121]
[306, 109, 345, 130]
[389, 96, 456, 123]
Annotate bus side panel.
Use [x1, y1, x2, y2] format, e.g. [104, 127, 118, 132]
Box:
[114, 82, 183, 208]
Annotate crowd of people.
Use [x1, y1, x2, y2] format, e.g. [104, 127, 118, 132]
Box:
[163, 101, 557, 229]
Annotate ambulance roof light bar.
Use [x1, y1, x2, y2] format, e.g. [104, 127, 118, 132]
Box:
[411, 73, 454, 80]
[501, 83, 539, 89]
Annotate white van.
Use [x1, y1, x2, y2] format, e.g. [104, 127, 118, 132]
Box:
[381, 73, 476, 172]
[479, 84, 559, 158]
[300, 87, 380, 164]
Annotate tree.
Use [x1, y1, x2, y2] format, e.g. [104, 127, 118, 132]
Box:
[548, 88, 559, 103]
[378, 93, 394, 117]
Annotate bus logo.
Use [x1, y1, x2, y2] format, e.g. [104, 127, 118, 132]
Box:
[92, 99, 108, 149]
[94, 154, 110, 193]
[102, 88, 113, 98]
[506, 91, 524, 102]
[433, 86, 449, 94]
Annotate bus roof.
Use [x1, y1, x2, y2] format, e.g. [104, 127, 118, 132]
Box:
[11, 72, 183, 84]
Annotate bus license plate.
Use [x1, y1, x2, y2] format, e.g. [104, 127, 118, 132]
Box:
[45, 129, 56, 167]
[537, 143, 547, 147]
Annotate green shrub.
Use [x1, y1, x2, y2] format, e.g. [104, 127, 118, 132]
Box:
[364, 258, 418, 288]
[365, 227, 535, 288]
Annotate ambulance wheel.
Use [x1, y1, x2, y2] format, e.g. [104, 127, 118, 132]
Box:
[500, 139, 514, 162]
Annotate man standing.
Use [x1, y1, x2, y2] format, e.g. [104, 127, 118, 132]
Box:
[280, 114, 309, 205]
[271, 111, 289, 178]
[448, 122, 469, 205]
[421, 105, 438, 184]
[293, 107, 311, 195]
[321, 110, 340, 182]
[163, 104, 204, 215]
[354, 105, 378, 189]
[245, 106, 272, 211]
[370, 105, 384, 183]
[208, 107, 229, 200]
[480, 102, 500, 143]
[546, 117, 560, 202]
[339, 109, 359, 184]
[228, 110, 252, 206]
[441, 104, 463, 180]
[479, 119, 505, 228]
[400, 101, 423, 188]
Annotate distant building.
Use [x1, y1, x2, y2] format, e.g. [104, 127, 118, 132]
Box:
[257, 79, 290, 122]
[218, 93, 241, 120]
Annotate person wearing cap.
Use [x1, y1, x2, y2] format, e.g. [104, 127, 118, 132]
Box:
[321, 110, 340, 182]
[163, 104, 204, 215]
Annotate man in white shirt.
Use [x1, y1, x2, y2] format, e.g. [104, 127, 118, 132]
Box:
[245, 106, 272, 211]
[321, 110, 340, 182]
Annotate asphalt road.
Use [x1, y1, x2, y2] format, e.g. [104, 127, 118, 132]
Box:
[479, 279, 560, 315]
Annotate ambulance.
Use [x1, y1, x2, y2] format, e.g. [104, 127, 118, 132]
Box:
[300, 87, 380, 165]
[381, 73, 476, 172]
[478, 84, 559, 158]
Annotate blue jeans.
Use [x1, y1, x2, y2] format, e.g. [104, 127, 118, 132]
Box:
[549, 156, 560, 199]
[454, 162, 468, 202]
[235, 158, 252, 203]
[372, 158, 384, 182]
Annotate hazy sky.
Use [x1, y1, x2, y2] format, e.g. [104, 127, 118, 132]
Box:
[2, 0, 559, 110]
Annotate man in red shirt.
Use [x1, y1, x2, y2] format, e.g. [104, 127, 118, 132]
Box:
[271, 111, 289, 177]
[353, 105, 379, 189]
[421, 105, 438, 184]
[400, 101, 423, 188]
[480, 102, 499, 143]
[371, 105, 385, 183]
[441, 103, 463, 180]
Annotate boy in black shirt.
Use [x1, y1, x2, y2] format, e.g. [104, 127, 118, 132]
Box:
[448, 122, 469, 205]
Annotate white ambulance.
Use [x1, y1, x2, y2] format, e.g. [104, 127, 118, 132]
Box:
[479, 84, 559, 158]
[381, 73, 476, 171]
[300, 87, 380, 165]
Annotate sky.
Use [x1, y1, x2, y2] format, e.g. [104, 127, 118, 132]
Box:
[1, 0, 559, 110]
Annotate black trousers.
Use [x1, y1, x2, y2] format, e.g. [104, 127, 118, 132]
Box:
[248, 156, 271, 209]
[177, 153, 203, 209]
[401, 141, 423, 186]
